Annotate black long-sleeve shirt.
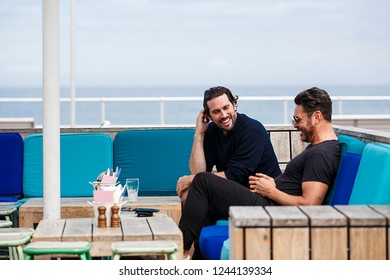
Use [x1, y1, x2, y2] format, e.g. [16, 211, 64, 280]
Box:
[203, 113, 281, 188]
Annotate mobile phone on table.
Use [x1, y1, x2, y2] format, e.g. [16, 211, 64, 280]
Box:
[133, 208, 159, 213]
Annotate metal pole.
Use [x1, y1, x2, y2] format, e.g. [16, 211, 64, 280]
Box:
[42, 0, 61, 220]
[100, 97, 106, 123]
[70, 0, 76, 127]
[283, 97, 288, 125]
[160, 98, 164, 126]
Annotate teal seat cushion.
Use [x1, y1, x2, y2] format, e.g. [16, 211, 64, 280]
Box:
[323, 135, 366, 205]
[23, 134, 113, 197]
[349, 142, 390, 204]
[220, 238, 229, 260]
[113, 129, 194, 196]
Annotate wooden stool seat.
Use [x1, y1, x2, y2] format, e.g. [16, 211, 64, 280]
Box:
[23, 241, 92, 260]
[0, 234, 31, 260]
[111, 240, 178, 260]
[0, 220, 13, 228]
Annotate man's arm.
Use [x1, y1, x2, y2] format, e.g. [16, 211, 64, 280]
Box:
[249, 173, 328, 205]
[189, 110, 208, 174]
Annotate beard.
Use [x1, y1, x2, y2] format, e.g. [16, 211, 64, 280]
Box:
[215, 113, 237, 133]
[299, 123, 315, 143]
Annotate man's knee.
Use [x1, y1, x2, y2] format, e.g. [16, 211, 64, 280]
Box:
[193, 172, 213, 187]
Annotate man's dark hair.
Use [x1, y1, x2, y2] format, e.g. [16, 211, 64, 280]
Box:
[203, 86, 238, 115]
[294, 87, 333, 121]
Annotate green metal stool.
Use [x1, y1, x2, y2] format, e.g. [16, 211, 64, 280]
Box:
[111, 240, 178, 260]
[0, 227, 35, 236]
[0, 228, 35, 259]
[0, 206, 18, 221]
[0, 234, 31, 260]
[0, 206, 18, 227]
[0, 220, 13, 228]
[23, 241, 92, 260]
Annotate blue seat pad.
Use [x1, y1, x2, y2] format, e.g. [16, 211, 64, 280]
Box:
[199, 225, 229, 260]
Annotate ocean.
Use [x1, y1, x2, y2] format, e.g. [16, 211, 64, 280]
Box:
[1, 85, 390, 127]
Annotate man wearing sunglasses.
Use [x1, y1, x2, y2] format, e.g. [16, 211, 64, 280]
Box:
[179, 87, 341, 259]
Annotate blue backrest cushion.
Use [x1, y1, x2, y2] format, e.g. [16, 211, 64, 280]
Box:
[349, 142, 390, 204]
[113, 129, 194, 196]
[23, 134, 113, 197]
[329, 152, 362, 205]
[323, 135, 366, 205]
[0, 133, 23, 201]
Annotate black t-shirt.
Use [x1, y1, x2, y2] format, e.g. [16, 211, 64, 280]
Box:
[274, 140, 341, 196]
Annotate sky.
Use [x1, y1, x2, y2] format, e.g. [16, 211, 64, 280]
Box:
[0, 0, 389, 88]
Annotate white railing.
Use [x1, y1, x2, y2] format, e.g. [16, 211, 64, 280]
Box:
[1, 95, 390, 127]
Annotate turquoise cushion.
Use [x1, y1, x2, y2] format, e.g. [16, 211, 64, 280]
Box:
[113, 129, 194, 196]
[324, 135, 366, 205]
[349, 142, 390, 204]
[337, 135, 366, 155]
[216, 220, 229, 226]
[23, 134, 113, 197]
[220, 238, 229, 260]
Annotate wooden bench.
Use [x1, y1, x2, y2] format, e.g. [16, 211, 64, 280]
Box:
[18, 196, 181, 228]
[229, 205, 389, 260]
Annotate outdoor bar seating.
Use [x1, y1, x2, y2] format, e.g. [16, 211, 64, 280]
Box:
[0, 125, 388, 260]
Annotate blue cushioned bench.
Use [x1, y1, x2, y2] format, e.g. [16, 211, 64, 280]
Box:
[202, 135, 390, 260]
[0, 133, 23, 203]
[23, 133, 113, 197]
[19, 129, 194, 227]
[113, 128, 195, 196]
[0, 133, 24, 226]
[19, 133, 113, 228]
[325, 135, 366, 205]
[349, 142, 390, 204]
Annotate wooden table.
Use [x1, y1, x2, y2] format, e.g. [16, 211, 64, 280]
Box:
[31, 216, 183, 259]
[229, 205, 388, 260]
[19, 196, 181, 228]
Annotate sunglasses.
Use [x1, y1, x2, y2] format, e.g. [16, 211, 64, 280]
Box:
[291, 113, 311, 124]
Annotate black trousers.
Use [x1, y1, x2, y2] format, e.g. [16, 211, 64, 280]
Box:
[179, 172, 276, 259]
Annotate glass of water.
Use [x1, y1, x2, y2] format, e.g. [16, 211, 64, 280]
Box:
[125, 178, 139, 203]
